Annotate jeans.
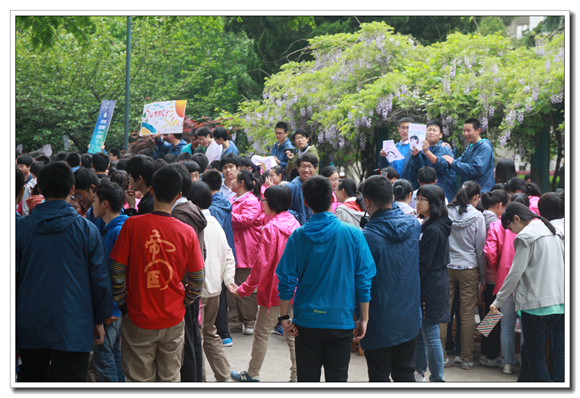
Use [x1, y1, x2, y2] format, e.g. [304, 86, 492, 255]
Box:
[93, 317, 125, 382]
[365, 338, 416, 382]
[499, 294, 518, 365]
[518, 312, 564, 382]
[415, 321, 445, 382]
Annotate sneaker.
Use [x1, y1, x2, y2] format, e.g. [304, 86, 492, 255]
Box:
[289, 379, 297, 382]
[444, 357, 453, 367]
[461, 360, 473, 370]
[481, 356, 503, 368]
[479, 355, 487, 366]
[503, 364, 514, 374]
[243, 328, 254, 335]
[454, 355, 462, 364]
[222, 337, 233, 347]
[273, 324, 285, 336]
[231, 370, 260, 382]
[415, 371, 426, 382]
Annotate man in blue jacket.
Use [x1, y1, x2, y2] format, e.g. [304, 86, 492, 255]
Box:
[378, 117, 414, 176]
[285, 153, 317, 225]
[270, 121, 295, 169]
[16, 161, 113, 382]
[359, 175, 422, 382]
[442, 118, 495, 193]
[152, 132, 187, 159]
[276, 176, 376, 382]
[402, 120, 457, 202]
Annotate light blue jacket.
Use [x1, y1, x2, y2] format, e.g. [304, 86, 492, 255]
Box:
[378, 141, 410, 176]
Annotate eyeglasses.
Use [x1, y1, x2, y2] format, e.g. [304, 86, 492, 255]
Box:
[416, 197, 429, 203]
[506, 219, 513, 230]
[399, 126, 409, 131]
[72, 187, 89, 201]
[299, 165, 315, 170]
[329, 178, 340, 183]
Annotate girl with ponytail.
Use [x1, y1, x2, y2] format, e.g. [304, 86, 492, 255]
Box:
[490, 202, 564, 382]
[393, 179, 417, 217]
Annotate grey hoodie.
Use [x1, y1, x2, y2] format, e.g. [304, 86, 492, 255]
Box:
[492, 220, 564, 311]
[448, 204, 487, 282]
[334, 203, 365, 229]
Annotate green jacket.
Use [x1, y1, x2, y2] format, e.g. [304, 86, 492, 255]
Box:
[286, 145, 319, 176]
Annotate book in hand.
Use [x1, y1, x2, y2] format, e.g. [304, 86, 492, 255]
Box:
[477, 312, 503, 337]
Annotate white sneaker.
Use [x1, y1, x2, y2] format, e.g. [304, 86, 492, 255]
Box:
[415, 371, 426, 382]
[503, 364, 514, 374]
[243, 328, 254, 335]
[454, 355, 462, 364]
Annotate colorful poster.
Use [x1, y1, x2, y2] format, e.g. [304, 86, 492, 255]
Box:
[408, 123, 427, 151]
[251, 155, 278, 172]
[88, 100, 116, 154]
[382, 140, 405, 163]
[140, 100, 187, 136]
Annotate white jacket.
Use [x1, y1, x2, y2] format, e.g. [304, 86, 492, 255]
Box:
[200, 210, 235, 298]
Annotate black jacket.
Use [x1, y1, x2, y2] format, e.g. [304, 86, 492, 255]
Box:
[419, 216, 452, 324]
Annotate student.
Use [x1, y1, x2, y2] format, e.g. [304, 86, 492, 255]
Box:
[20, 161, 44, 217]
[414, 184, 452, 382]
[17, 154, 34, 184]
[187, 181, 236, 382]
[490, 203, 564, 382]
[228, 170, 263, 335]
[410, 167, 448, 209]
[285, 153, 318, 225]
[193, 127, 210, 154]
[214, 127, 239, 156]
[443, 118, 495, 193]
[177, 152, 192, 162]
[439, 181, 487, 370]
[334, 178, 365, 227]
[378, 117, 414, 175]
[505, 177, 541, 215]
[16, 162, 112, 382]
[81, 153, 93, 169]
[180, 130, 198, 155]
[191, 153, 209, 173]
[392, 179, 417, 217]
[276, 176, 376, 382]
[494, 159, 518, 184]
[538, 192, 564, 238]
[110, 166, 205, 382]
[15, 167, 25, 220]
[65, 152, 82, 173]
[92, 152, 111, 180]
[168, 163, 208, 382]
[382, 166, 399, 184]
[402, 120, 457, 202]
[231, 185, 300, 382]
[271, 121, 295, 169]
[286, 129, 319, 175]
[109, 148, 121, 162]
[320, 166, 341, 213]
[163, 154, 177, 164]
[151, 132, 187, 160]
[109, 170, 139, 211]
[218, 154, 239, 201]
[266, 166, 288, 186]
[91, 181, 129, 382]
[239, 156, 255, 171]
[359, 176, 421, 382]
[124, 155, 157, 216]
[195, 127, 223, 162]
[183, 160, 201, 182]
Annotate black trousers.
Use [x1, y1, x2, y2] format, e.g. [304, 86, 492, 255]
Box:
[480, 283, 501, 359]
[364, 338, 417, 382]
[180, 297, 203, 382]
[18, 348, 90, 382]
[295, 326, 353, 382]
[215, 283, 231, 339]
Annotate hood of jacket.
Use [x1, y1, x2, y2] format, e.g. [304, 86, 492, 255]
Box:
[483, 209, 499, 229]
[302, 212, 341, 243]
[211, 192, 233, 214]
[268, 211, 301, 237]
[364, 203, 417, 243]
[104, 214, 129, 232]
[518, 219, 564, 246]
[422, 215, 452, 237]
[172, 201, 207, 232]
[395, 201, 416, 215]
[21, 200, 80, 235]
[448, 204, 481, 229]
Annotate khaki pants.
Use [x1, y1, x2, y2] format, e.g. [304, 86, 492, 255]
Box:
[439, 267, 479, 362]
[226, 268, 258, 332]
[200, 296, 231, 382]
[248, 305, 297, 381]
[121, 314, 185, 382]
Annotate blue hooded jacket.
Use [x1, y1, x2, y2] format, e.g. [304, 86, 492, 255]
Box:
[103, 214, 129, 318]
[360, 203, 422, 350]
[451, 139, 495, 193]
[402, 141, 457, 202]
[154, 138, 187, 159]
[271, 137, 295, 169]
[285, 176, 312, 226]
[378, 141, 410, 176]
[16, 200, 113, 352]
[209, 192, 237, 262]
[276, 212, 376, 329]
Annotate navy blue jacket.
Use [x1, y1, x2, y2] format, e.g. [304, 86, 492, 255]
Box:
[285, 176, 312, 226]
[419, 216, 452, 324]
[402, 142, 457, 202]
[154, 138, 187, 159]
[209, 192, 237, 262]
[360, 203, 422, 350]
[450, 139, 495, 193]
[16, 200, 113, 352]
[271, 137, 295, 169]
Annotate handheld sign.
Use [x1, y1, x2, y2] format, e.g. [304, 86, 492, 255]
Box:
[408, 123, 426, 151]
[140, 100, 187, 136]
[88, 100, 116, 154]
[251, 155, 278, 172]
[382, 140, 405, 163]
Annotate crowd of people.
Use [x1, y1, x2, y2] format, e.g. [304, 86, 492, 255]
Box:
[15, 117, 565, 383]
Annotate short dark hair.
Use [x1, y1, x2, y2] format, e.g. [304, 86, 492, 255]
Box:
[109, 169, 130, 191]
[55, 152, 68, 162]
[95, 181, 125, 213]
[92, 152, 110, 172]
[505, 177, 527, 195]
[195, 127, 213, 138]
[73, 167, 100, 191]
[38, 162, 75, 200]
[201, 169, 223, 192]
[30, 161, 44, 178]
[165, 163, 192, 197]
[183, 160, 201, 175]
[191, 153, 209, 172]
[510, 192, 530, 207]
[35, 154, 51, 165]
[109, 148, 121, 158]
[177, 152, 192, 162]
[81, 153, 93, 169]
[264, 185, 292, 214]
[538, 192, 564, 221]
[16, 167, 25, 199]
[526, 182, 542, 197]
[361, 175, 393, 207]
[464, 118, 481, 131]
[383, 166, 399, 180]
[213, 127, 229, 141]
[302, 175, 332, 213]
[126, 155, 157, 187]
[151, 166, 183, 204]
[139, 147, 154, 158]
[155, 158, 168, 169]
[296, 153, 318, 169]
[416, 184, 448, 219]
[116, 157, 130, 171]
[399, 117, 414, 125]
[209, 160, 222, 171]
[239, 156, 254, 169]
[524, 173, 532, 181]
[337, 178, 357, 198]
[393, 179, 413, 201]
[426, 119, 443, 133]
[65, 152, 81, 168]
[418, 166, 437, 184]
[171, 133, 183, 140]
[163, 154, 177, 164]
[220, 153, 240, 169]
[292, 128, 309, 141]
[17, 154, 34, 167]
[187, 181, 213, 210]
[275, 121, 288, 133]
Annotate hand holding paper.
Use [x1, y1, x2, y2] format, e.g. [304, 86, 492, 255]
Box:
[382, 140, 405, 163]
[408, 124, 427, 151]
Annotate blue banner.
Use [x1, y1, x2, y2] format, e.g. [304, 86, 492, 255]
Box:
[88, 100, 116, 154]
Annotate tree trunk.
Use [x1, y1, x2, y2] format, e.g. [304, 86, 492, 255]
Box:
[551, 111, 564, 192]
[530, 117, 550, 194]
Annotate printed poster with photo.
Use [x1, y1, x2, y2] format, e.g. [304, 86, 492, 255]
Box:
[408, 123, 427, 151]
[382, 140, 405, 163]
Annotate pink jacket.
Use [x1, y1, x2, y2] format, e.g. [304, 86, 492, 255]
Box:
[231, 192, 264, 268]
[237, 211, 300, 308]
[484, 217, 517, 295]
[529, 195, 540, 215]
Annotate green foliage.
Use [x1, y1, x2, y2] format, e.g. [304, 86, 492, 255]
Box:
[16, 16, 96, 51]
